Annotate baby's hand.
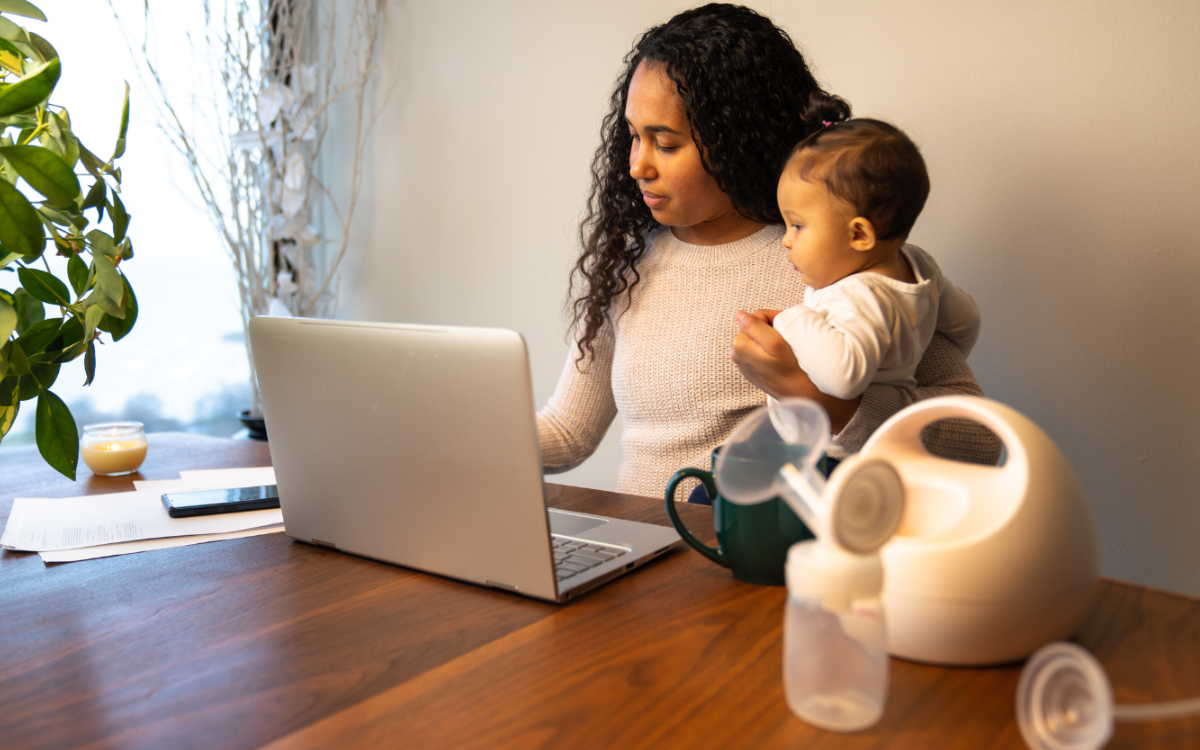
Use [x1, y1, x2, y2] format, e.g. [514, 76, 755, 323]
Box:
[737, 309, 779, 327]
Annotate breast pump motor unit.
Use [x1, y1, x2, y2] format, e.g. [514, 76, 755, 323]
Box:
[714, 396, 1100, 730]
[860, 395, 1098, 666]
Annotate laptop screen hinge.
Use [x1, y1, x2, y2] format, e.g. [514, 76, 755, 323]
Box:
[486, 580, 518, 592]
[311, 538, 338, 550]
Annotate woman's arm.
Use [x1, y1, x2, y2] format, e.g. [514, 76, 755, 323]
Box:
[536, 324, 619, 473]
[732, 310, 1001, 463]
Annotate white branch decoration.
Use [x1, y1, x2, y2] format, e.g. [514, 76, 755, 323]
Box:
[112, 0, 388, 416]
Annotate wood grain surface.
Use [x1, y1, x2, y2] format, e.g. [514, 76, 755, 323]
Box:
[2, 434, 1198, 749]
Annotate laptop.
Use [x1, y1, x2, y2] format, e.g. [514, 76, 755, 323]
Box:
[249, 317, 681, 603]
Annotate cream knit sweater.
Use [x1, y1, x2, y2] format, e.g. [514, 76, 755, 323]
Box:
[536, 225, 992, 499]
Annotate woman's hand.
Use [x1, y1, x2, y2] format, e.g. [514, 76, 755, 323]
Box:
[731, 309, 862, 433]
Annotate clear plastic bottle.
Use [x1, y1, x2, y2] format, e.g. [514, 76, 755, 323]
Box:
[783, 540, 888, 732]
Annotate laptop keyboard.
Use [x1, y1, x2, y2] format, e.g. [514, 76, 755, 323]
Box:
[553, 535, 628, 581]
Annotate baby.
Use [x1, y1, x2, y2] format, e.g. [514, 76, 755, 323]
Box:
[770, 99, 980, 401]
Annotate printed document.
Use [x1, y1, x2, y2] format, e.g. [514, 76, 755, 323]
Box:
[1, 467, 282, 553]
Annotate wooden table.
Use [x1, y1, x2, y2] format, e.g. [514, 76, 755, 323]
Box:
[2, 433, 1198, 749]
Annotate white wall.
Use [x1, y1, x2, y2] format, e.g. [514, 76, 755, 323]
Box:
[338, 0, 1200, 596]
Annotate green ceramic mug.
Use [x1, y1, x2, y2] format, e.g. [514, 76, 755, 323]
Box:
[664, 448, 819, 586]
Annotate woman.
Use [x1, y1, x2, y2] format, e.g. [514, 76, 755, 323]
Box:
[537, 4, 994, 499]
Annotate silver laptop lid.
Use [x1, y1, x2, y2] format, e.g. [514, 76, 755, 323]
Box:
[250, 317, 559, 600]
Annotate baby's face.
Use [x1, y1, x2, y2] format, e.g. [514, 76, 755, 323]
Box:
[777, 172, 860, 290]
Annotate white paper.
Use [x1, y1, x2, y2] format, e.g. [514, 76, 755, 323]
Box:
[135, 466, 277, 493]
[3, 491, 283, 552]
[39, 524, 285, 563]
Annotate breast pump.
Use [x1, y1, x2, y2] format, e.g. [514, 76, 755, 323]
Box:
[715, 398, 906, 732]
[712, 395, 1194, 746]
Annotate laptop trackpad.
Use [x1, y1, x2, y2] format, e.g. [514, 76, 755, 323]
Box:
[549, 510, 608, 536]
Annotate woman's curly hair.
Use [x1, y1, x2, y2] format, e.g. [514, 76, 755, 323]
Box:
[569, 3, 833, 365]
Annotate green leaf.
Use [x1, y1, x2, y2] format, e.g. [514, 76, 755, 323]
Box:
[82, 300, 102, 344]
[36, 389, 77, 481]
[27, 31, 55, 62]
[14, 315, 54, 356]
[77, 144, 102, 181]
[2, 116, 35, 134]
[37, 204, 71, 226]
[45, 313, 81, 361]
[112, 82, 129, 160]
[101, 275, 136, 340]
[109, 193, 129, 242]
[17, 265, 68, 305]
[28, 359, 57, 389]
[0, 0, 47, 23]
[0, 340, 8, 379]
[82, 338, 94, 385]
[51, 113, 77, 170]
[0, 16, 21, 42]
[84, 287, 122, 318]
[66, 251, 86, 296]
[0, 247, 19, 267]
[81, 178, 104, 210]
[16, 372, 35, 400]
[12, 285, 41, 331]
[0, 177, 44, 257]
[86, 228, 117, 258]
[0, 290, 13, 341]
[0, 394, 15, 440]
[0, 35, 20, 60]
[6, 338, 27, 374]
[0, 57, 58, 118]
[37, 126, 64, 159]
[0, 153, 17, 187]
[91, 253, 123, 308]
[0, 145, 80, 206]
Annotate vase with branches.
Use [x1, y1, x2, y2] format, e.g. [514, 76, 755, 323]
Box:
[113, 0, 385, 419]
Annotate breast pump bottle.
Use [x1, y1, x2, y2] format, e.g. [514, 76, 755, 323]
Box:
[784, 529, 888, 730]
[715, 399, 905, 732]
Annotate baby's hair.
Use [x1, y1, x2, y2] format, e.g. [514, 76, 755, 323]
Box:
[785, 93, 930, 241]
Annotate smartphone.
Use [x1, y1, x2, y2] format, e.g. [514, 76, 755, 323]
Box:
[162, 485, 280, 518]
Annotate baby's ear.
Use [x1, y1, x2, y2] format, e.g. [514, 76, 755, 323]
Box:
[849, 217, 877, 252]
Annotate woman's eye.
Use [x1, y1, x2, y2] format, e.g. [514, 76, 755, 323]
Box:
[657, 145, 676, 153]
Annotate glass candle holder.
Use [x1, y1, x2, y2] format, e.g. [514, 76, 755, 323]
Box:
[81, 422, 148, 476]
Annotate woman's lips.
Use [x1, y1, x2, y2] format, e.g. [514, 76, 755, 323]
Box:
[641, 191, 666, 209]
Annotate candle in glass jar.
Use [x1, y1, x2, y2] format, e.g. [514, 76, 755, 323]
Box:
[81, 422, 148, 476]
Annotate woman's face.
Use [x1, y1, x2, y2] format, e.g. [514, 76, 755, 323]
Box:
[625, 62, 762, 245]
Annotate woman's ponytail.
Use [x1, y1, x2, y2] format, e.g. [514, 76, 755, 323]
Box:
[802, 91, 852, 130]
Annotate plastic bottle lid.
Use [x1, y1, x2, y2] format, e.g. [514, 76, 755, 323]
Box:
[786, 540, 883, 601]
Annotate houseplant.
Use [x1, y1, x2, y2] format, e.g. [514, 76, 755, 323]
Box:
[0, 0, 137, 479]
